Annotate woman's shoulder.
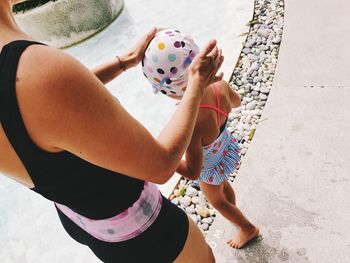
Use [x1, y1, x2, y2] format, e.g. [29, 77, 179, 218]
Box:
[15, 44, 106, 151]
[17, 42, 106, 110]
[17, 43, 100, 113]
[17, 44, 100, 107]
[19, 44, 87, 87]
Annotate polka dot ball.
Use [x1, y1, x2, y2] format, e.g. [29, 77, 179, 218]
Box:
[141, 29, 199, 97]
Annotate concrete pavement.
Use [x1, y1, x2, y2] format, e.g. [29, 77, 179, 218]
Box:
[274, 0, 350, 87]
[207, 87, 350, 262]
[207, 0, 350, 262]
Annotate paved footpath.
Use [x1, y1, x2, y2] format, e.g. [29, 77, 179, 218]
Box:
[207, 0, 350, 262]
[274, 0, 350, 87]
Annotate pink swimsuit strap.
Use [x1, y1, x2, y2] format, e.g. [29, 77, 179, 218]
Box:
[55, 181, 162, 243]
[199, 84, 228, 127]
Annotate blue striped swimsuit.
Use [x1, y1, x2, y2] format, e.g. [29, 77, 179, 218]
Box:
[199, 85, 241, 185]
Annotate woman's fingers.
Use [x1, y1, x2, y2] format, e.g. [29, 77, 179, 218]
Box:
[213, 48, 222, 66]
[134, 27, 157, 53]
[210, 56, 224, 83]
[212, 72, 224, 83]
[140, 27, 157, 49]
[198, 39, 217, 58]
[127, 27, 157, 67]
[188, 39, 225, 89]
[156, 27, 166, 33]
[210, 51, 224, 76]
[207, 46, 219, 60]
[146, 27, 158, 40]
[217, 54, 224, 68]
[206, 46, 222, 71]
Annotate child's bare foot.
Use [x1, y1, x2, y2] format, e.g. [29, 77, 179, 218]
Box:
[227, 225, 259, 249]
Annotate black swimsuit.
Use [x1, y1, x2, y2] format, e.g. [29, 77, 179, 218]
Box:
[0, 40, 188, 263]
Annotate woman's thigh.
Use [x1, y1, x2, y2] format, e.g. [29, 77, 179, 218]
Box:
[173, 215, 215, 263]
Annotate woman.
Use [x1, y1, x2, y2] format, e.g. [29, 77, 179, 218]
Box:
[0, 1, 224, 262]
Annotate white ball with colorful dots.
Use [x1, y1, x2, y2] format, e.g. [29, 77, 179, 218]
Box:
[142, 29, 199, 97]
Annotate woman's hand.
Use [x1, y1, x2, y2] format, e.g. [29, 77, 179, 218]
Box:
[120, 27, 158, 69]
[92, 28, 157, 84]
[187, 40, 224, 94]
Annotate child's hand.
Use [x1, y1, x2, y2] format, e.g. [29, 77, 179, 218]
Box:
[119, 27, 157, 69]
[188, 39, 224, 92]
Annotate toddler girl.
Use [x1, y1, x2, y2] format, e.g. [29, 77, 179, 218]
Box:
[142, 29, 259, 248]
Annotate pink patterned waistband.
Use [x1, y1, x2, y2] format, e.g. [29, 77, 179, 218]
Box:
[55, 182, 162, 242]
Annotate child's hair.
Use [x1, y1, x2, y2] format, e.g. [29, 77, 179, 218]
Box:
[142, 29, 199, 97]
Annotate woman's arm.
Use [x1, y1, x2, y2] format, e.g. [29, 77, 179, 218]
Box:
[92, 28, 157, 84]
[17, 40, 224, 184]
[92, 55, 130, 85]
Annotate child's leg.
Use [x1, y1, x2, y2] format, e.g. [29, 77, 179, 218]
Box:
[200, 181, 259, 249]
[223, 180, 236, 206]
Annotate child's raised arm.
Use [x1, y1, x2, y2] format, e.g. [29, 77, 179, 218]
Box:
[176, 131, 203, 181]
